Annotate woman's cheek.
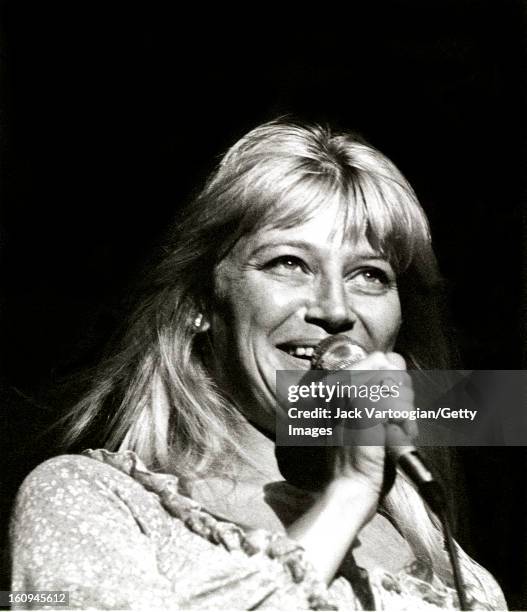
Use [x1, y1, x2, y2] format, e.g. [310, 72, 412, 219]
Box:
[241, 277, 296, 321]
[362, 294, 402, 351]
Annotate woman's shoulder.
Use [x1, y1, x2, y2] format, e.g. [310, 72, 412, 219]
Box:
[17, 449, 174, 486]
[15, 452, 138, 497]
[20, 452, 105, 476]
[11, 450, 172, 530]
[12, 449, 206, 525]
[10, 450, 182, 556]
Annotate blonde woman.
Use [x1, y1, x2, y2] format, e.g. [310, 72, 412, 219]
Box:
[10, 120, 506, 609]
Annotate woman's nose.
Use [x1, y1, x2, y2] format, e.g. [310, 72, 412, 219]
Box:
[304, 276, 356, 333]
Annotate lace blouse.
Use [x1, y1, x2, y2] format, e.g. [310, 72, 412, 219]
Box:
[9, 450, 506, 610]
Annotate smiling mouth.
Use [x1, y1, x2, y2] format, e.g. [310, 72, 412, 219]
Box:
[277, 344, 316, 361]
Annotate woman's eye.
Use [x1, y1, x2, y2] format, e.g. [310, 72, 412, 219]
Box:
[265, 255, 308, 274]
[351, 268, 393, 292]
[362, 269, 389, 283]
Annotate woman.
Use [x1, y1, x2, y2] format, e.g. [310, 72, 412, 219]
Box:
[9, 119, 505, 609]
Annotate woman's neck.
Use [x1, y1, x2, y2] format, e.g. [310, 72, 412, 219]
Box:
[230, 418, 283, 483]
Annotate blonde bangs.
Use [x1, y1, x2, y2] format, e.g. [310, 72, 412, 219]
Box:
[219, 158, 431, 278]
[349, 171, 432, 274]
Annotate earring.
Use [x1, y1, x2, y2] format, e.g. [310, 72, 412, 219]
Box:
[193, 313, 210, 332]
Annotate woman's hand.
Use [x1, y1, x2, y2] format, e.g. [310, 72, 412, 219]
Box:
[327, 350, 415, 499]
[285, 350, 418, 584]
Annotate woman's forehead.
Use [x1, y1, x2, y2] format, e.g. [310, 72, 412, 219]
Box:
[237, 216, 384, 261]
[254, 196, 379, 250]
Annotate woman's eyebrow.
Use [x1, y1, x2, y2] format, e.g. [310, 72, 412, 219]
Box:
[248, 240, 314, 257]
[248, 240, 386, 261]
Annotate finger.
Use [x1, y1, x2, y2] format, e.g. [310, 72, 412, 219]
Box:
[385, 422, 415, 450]
[386, 411, 418, 440]
[375, 374, 414, 412]
[385, 352, 406, 370]
[382, 369, 412, 388]
[378, 380, 418, 439]
[350, 351, 406, 372]
[336, 420, 387, 447]
[349, 351, 392, 371]
[403, 418, 419, 440]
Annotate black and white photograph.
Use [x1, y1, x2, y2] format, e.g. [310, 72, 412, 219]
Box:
[1, 2, 526, 609]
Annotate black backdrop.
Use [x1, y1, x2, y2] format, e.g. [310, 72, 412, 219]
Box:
[1, 0, 526, 606]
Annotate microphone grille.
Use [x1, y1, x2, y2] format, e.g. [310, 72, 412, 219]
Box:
[311, 335, 367, 370]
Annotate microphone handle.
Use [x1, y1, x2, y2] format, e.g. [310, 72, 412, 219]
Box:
[386, 424, 446, 514]
[311, 334, 447, 513]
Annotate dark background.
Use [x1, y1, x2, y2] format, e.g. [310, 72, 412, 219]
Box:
[1, 0, 526, 606]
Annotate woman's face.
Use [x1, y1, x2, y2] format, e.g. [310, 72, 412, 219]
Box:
[209, 201, 402, 432]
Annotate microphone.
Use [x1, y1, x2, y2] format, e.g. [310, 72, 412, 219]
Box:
[311, 334, 446, 514]
[310, 335, 466, 607]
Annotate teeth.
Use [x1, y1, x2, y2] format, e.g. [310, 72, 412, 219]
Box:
[287, 346, 315, 357]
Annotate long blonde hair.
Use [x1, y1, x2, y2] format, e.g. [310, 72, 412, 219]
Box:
[60, 118, 459, 570]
